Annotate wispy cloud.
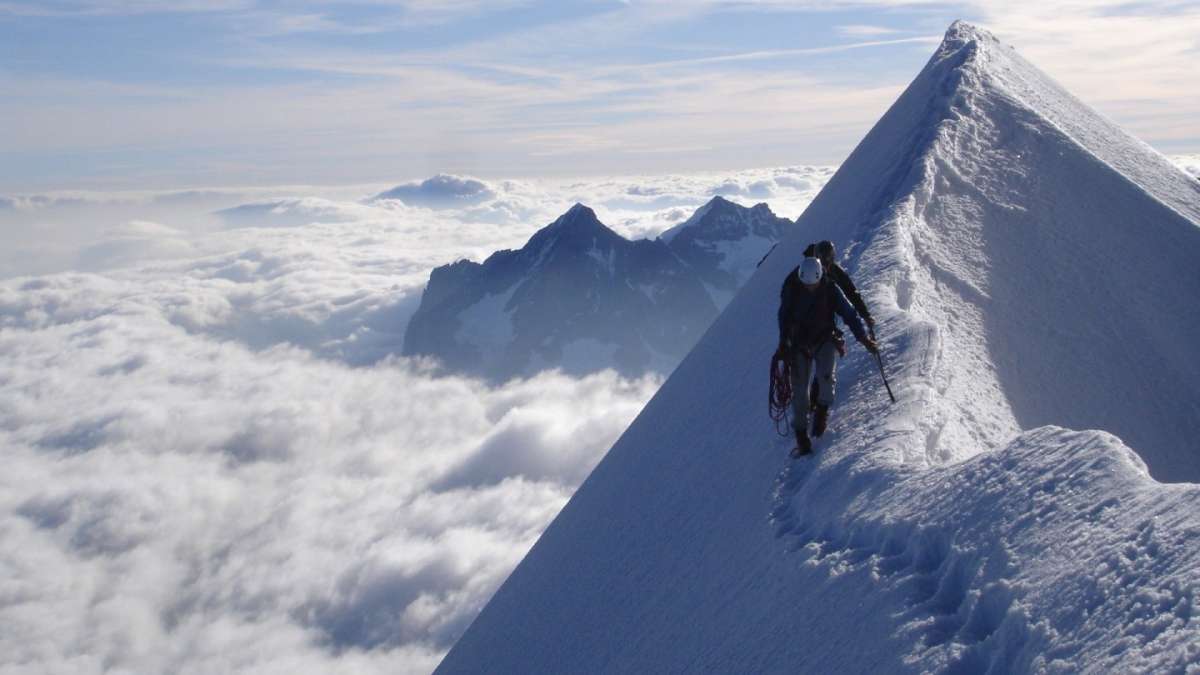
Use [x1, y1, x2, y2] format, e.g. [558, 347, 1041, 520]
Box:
[592, 35, 940, 71]
[1, 49, 901, 189]
[0, 0, 252, 16]
[838, 24, 903, 37]
[2, 0, 1196, 189]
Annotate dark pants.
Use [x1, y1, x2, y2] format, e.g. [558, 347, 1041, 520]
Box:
[790, 341, 838, 435]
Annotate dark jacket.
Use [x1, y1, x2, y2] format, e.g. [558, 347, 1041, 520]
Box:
[802, 243, 872, 323]
[778, 268, 868, 352]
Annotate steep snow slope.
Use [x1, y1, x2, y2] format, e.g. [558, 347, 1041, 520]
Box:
[436, 22, 1200, 673]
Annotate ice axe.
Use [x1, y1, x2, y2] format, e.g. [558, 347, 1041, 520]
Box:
[874, 350, 896, 404]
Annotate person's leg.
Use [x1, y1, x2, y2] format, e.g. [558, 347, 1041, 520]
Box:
[815, 341, 839, 406]
[812, 342, 839, 437]
[789, 351, 814, 437]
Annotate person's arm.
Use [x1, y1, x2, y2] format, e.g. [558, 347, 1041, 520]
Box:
[832, 285, 877, 352]
[832, 265, 873, 325]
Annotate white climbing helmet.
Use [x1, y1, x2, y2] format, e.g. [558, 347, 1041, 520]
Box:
[798, 257, 823, 285]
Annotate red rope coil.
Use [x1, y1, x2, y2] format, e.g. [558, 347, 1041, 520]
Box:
[768, 349, 793, 437]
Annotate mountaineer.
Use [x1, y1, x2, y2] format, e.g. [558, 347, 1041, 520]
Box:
[777, 254, 877, 456]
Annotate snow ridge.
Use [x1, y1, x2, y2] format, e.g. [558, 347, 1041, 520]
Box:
[771, 427, 1200, 671]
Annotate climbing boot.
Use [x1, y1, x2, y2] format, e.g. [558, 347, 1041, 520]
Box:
[812, 404, 830, 438]
[791, 429, 812, 457]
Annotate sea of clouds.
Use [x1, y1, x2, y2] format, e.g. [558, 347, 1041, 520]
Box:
[0, 166, 834, 673]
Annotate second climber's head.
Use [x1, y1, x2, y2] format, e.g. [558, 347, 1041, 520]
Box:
[814, 240, 836, 269]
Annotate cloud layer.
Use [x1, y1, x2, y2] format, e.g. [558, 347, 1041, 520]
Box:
[0, 268, 661, 673]
[0, 166, 832, 673]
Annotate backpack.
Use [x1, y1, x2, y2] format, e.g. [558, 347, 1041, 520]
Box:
[780, 270, 836, 352]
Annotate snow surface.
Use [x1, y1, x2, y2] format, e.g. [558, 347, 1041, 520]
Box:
[436, 22, 1200, 673]
[453, 284, 517, 364]
[585, 242, 617, 277]
[1173, 154, 1200, 180]
[701, 231, 778, 307]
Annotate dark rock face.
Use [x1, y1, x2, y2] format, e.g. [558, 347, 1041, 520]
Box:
[404, 199, 792, 381]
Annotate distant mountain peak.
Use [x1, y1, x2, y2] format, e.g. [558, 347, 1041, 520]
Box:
[660, 195, 789, 247]
[369, 173, 494, 208]
[523, 203, 621, 259]
[552, 203, 602, 228]
[705, 194, 773, 215]
[660, 200, 717, 244]
[404, 204, 720, 381]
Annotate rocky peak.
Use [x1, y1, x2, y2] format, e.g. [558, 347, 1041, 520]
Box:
[526, 203, 622, 260]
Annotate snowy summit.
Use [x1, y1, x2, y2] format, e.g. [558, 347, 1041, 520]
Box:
[436, 22, 1200, 673]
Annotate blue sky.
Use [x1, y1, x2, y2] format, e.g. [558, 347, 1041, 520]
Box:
[2, 0, 1197, 190]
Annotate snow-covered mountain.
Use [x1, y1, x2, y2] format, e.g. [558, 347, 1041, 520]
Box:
[404, 204, 715, 380]
[662, 194, 792, 307]
[435, 21, 1200, 673]
[404, 199, 790, 381]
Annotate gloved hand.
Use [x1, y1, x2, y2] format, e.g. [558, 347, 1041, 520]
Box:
[862, 337, 879, 354]
[865, 316, 877, 341]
